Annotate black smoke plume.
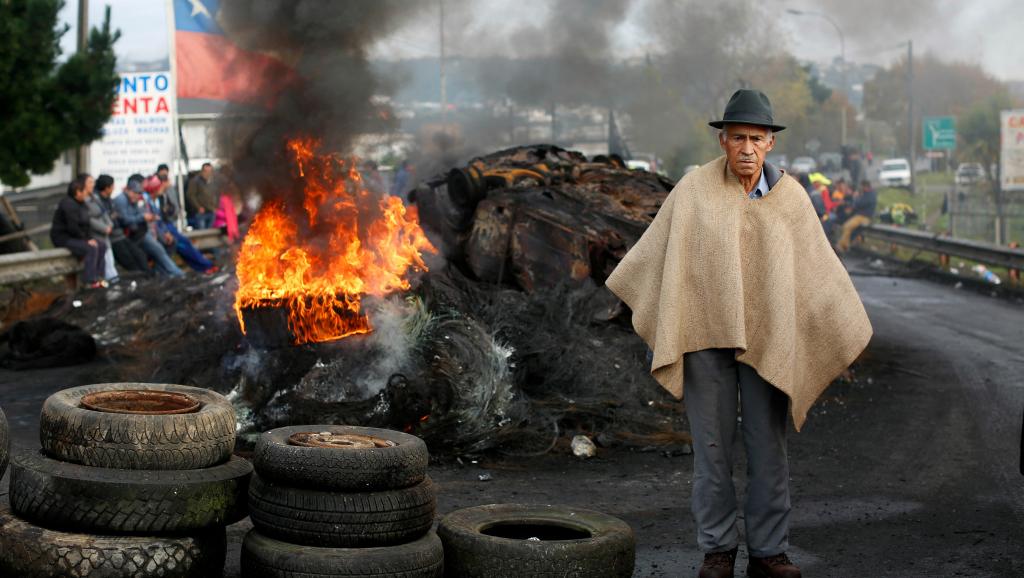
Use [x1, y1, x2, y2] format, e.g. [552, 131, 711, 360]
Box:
[215, 0, 428, 204]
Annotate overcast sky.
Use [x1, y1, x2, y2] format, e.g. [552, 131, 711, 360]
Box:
[60, 0, 1023, 81]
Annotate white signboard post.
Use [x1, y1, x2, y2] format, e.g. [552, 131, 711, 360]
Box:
[1000, 109, 1024, 191]
[91, 72, 177, 188]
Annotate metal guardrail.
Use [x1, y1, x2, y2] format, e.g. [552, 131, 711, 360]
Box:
[860, 224, 1024, 271]
[0, 229, 227, 286]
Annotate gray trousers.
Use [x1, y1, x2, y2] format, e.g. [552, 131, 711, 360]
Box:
[683, 348, 790, 558]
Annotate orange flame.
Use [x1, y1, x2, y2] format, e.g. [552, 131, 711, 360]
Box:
[234, 137, 436, 345]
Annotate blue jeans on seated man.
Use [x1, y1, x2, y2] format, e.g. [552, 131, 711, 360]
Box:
[166, 222, 213, 272]
[189, 211, 215, 230]
[138, 233, 184, 277]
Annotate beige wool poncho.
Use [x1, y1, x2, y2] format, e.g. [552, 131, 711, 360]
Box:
[606, 156, 872, 430]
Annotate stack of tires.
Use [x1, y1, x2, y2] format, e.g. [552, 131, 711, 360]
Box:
[242, 425, 443, 577]
[0, 383, 252, 577]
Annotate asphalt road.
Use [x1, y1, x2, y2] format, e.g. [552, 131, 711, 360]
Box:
[1, 255, 1022, 577]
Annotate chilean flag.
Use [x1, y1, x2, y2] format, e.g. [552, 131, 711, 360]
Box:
[173, 0, 291, 104]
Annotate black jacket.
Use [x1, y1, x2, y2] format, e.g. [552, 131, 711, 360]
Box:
[50, 197, 91, 247]
[853, 188, 878, 218]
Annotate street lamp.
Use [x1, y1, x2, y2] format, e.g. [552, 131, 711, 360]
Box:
[787, 8, 848, 146]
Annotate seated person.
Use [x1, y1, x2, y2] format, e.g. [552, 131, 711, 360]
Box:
[114, 175, 184, 277]
[836, 180, 878, 253]
[94, 174, 151, 273]
[144, 175, 217, 274]
[50, 177, 107, 289]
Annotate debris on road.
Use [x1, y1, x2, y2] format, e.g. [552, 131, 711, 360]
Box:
[572, 435, 597, 458]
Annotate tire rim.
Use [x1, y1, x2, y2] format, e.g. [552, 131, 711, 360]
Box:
[80, 390, 201, 415]
[480, 520, 593, 541]
[288, 431, 397, 449]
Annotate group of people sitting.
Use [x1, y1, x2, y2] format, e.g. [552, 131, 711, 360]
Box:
[797, 173, 878, 254]
[50, 163, 242, 289]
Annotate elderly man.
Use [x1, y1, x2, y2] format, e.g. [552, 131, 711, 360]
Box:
[607, 89, 872, 578]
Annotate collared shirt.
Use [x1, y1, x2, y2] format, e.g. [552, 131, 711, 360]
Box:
[747, 169, 770, 199]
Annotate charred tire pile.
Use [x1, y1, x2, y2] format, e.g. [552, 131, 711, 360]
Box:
[242, 424, 443, 577]
[2, 383, 250, 577]
[438, 504, 636, 578]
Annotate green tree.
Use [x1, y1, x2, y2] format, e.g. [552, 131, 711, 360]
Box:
[804, 64, 832, 106]
[959, 91, 1017, 183]
[863, 54, 1007, 155]
[0, 0, 119, 187]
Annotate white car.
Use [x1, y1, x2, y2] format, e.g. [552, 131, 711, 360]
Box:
[790, 156, 817, 174]
[878, 158, 912, 188]
[954, 162, 986, 186]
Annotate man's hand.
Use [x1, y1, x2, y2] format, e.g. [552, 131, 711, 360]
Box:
[144, 213, 156, 222]
[198, 207, 206, 214]
[163, 232, 174, 245]
[87, 239, 98, 248]
[105, 226, 113, 235]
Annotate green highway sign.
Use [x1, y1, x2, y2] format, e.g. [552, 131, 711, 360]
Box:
[923, 116, 956, 150]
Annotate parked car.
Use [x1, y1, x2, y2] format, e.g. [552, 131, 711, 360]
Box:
[790, 156, 817, 174]
[818, 152, 842, 173]
[955, 162, 986, 186]
[766, 154, 788, 170]
[878, 158, 912, 188]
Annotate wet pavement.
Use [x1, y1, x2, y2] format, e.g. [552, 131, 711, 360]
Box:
[1, 255, 1022, 577]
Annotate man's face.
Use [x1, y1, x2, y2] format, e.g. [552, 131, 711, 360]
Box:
[719, 124, 775, 179]
[99, 186, 113, 198]
[201, 166, 213, 180]
[158, 168, 169, 179]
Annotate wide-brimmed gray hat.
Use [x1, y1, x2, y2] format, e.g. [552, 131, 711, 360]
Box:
[709, 89, 786, 132]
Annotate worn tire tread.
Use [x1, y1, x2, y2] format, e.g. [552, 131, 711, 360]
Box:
[254, 425, 427, 491]
[438, 504, 635, 578]
[248, 473, 435, 548]
[10, 449, 251, 534]
[40, 383, 235, 470]
[240, 529, 443, 577]
[0, 502, 226, 577]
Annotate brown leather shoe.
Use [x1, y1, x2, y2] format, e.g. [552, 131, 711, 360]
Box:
[747, 552, 802, 578]
[698, 547, 738, 578]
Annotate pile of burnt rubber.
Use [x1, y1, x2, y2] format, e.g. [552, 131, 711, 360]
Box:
[241, 425, 442, 577]
[0, 383, 251, 577]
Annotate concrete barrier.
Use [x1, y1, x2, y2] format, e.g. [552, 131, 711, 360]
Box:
[0, 229, 228, 287]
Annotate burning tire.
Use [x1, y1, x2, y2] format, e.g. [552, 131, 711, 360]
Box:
[253, 424, 428, 491]
[39, 383, 236, 470]
[438, 504, 636, 578]
[9, 449, 251, 534]
[247, 473, 436, 548]
[0, 502, 226, 577]
[0, 405, 8, 478]
[241, 529, 443, 578]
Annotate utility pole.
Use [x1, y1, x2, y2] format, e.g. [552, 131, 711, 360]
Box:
[73, 0, 89, 178]
[907, 40, 915, 195]
[439, 0, 447, 127]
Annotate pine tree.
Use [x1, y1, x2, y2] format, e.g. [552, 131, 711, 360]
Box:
[0, 0, 119, 187]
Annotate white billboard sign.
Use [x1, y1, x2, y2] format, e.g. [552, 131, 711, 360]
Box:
[1000, 109, 1024, 191]
[91, 72, 176, 187]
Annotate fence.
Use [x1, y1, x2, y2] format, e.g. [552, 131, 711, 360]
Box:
[944, 186, 1024, 246]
